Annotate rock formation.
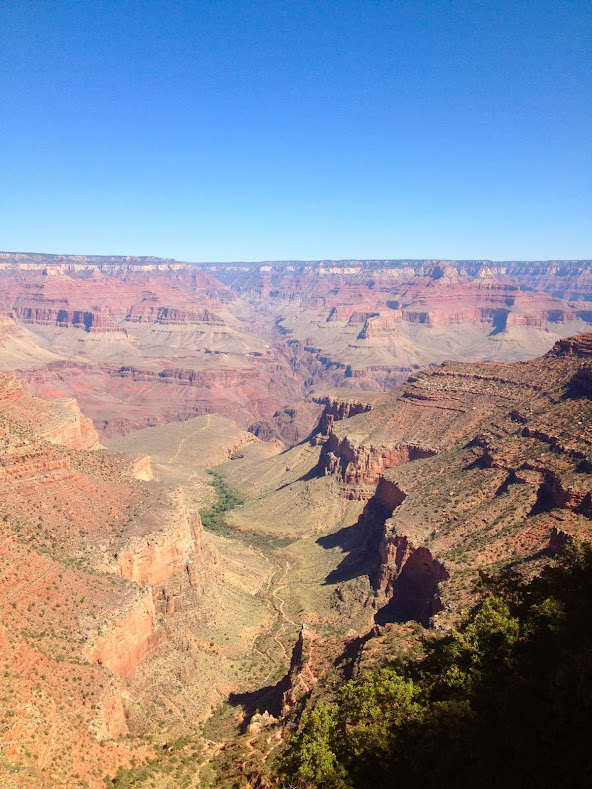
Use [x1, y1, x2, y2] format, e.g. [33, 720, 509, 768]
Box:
[311, 334, 592, 625]
[0, 372, 100, 450]
[219, 332, 592, 638]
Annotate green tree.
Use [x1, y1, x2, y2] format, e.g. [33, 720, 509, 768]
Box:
[280, 701, 349, 789]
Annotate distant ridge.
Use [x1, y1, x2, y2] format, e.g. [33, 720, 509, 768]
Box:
[0, 250, 591, 269]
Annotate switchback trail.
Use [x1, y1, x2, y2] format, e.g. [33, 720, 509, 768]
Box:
[256, 558, 298, 666]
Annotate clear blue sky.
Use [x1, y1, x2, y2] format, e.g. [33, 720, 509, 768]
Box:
[0, 0, 590, 261]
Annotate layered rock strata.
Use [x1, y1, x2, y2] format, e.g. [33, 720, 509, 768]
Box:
[0, 372, 99, 450]
[2, 252, 592, 448]
[308, 334, 592, 626]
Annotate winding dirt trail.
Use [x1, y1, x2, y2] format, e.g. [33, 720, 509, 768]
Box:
[268, 561, 298, 660]
[257, 559, 298, 664]
[272, 561, 297, 628]
[168, 414, 211, 464]
[245, 543, 297, 664]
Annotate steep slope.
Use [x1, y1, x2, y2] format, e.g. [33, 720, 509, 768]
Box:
[0, 372, 100, 450]
[320, 335, 592, 623]
[0, 376, 213, 787]
[202, 334, 592, 787]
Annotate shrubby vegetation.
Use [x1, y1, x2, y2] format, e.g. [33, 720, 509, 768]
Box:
[102, 735, 204, 788]
[278, 540, 592, 788]
[199, 471, 244, 535]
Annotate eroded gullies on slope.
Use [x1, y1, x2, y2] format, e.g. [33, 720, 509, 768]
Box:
[0, 375, 222, 787]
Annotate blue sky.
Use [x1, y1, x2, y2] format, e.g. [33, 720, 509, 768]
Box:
[0, 0, 590, 261]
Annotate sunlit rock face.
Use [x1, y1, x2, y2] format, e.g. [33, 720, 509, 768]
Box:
[0, 373, 216, 783]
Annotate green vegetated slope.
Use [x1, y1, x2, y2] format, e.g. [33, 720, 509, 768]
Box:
[199, 471, 245, 535]
[212, 540, 592, 789]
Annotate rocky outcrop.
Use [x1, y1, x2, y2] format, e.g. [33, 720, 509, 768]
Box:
[282, 626, 321, 713]
[286, 335, 592, 631]
[552, 333, 592, 357]
[38, 397, 101, 450]
[14, 306, 127, 333]
[531, 470, 592, 518]
[115, 365, 260, 389]
[0, 445, 73, 490]
[357, 314, 400, 339]
[373, 474, 407, 511]
[342, 474, 449, 627]
[0, 372, 27, 405]
[313, 394, 374, 436]
[548, 526, 569, 556]
[129, 453, 153, 481]
[0, 373, 100, 451]
[126, 305, 225, 324]
[397, 282, 578, 327]
[85, 588, 158, 679]
[374, 531, 449, 626]
[321, 432, 436, 487]
[106, 500, 208, 593]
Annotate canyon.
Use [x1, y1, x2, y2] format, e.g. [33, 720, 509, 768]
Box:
[1, 253, 592, 449]
[219, 332, 592, 626]
[204, 332, 592, 786]
[1, 251, 592, 786]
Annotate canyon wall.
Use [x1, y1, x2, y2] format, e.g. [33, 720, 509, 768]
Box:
[0, 374, 216, 785]
[2, 253, 592, 448]
[321, 434, 436, 488]
[289, 334, 592, 627]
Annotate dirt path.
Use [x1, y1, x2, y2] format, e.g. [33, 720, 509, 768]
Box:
[268, 560, 298, 660]
[168, 414, 211, 464]
[254, 559, 298, 664]
[272, 561, 297, 628]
